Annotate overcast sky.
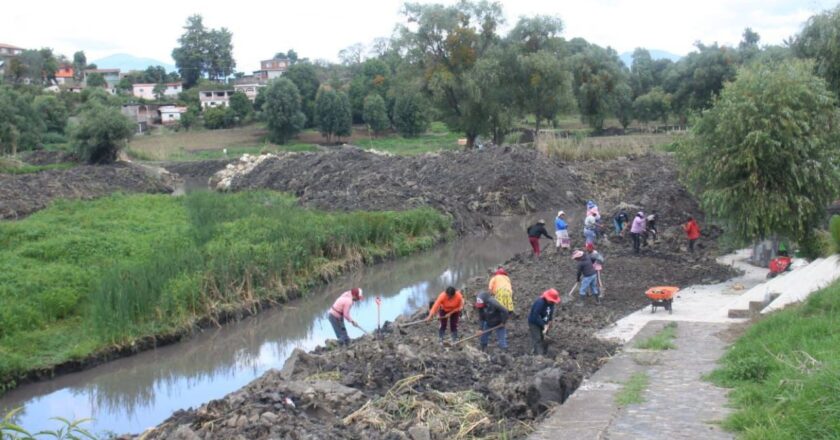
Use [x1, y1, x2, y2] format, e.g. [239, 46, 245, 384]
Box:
[2, 0, 836, 71]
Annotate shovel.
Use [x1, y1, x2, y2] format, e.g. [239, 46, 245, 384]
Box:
[597, 272, 606, 298]
[351, 321, 369, 335]
[451, 324, 503, 346]
[567, 282, 579, 298]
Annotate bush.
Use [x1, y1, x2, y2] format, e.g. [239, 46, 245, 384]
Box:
[830, 215, 840, 253]
[393, 91, 430, 137]
[71, 104, 135, 164]
[203, 106, 236, 129]
[262, 78, 306, 144]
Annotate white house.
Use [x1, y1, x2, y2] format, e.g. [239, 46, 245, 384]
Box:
[132, 82, 183, 100]
[233, 82, 264, 102]
[159, 105, 187, 124]
[199, 90, 235, 109]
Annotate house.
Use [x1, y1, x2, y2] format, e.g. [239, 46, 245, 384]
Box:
[254, 57, 289, 81]
[233, 81, 264, 102]
[83, 68, 121, 95]
[62, 82, 84, 93]
[158, 105, 188, 125]
[55, 66, 74, 85]
[0, 43, 23, 58]
[122, 104, 159, 133]
[199, 90, 235, 109]
[132, 82, 183, 100]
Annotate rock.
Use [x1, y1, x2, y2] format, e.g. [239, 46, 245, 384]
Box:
[407, 424, 431, 440]
[260, 411, 279, 424]
[531, 367, 567, 405]
[236, 414, 248, 428]
[396, 344, 419, 360]
[165, 425, 200, 440]
[281, 348, 306, 380]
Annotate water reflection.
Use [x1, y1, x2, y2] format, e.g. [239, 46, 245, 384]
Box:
[0, 212, 554, 435]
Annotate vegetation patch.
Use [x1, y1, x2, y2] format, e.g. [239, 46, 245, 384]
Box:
[538, 132, 678, 161]
[0, 192, 451, 393]
[635, 322, 678, 350]
[709, 280, 840, 438]
[615, 372, 650, 406]
[0, 159, 75, 174]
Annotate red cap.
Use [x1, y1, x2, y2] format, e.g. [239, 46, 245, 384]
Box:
[542, 289, 561, 304]
[585, 243, 595, 252]
[351, 288, 363, 300]
[474, 297, 486, 308]
[494, 267, 508, 276]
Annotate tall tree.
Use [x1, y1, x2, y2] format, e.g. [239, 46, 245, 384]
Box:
[72, 104, 135, 164]
[261, 78, 306, 144]
[285, 62, 320, 128]
[72, 51, 87, 81]
[171, 15, 235, 87]
[793, 6, 840, 99]
[33, 95, 69, 134]
[348, 58, 390, 122]
[399, 0, 505, 147]
[570, 44, 626, 131]
[392, 89, 430, 137]
[630, 48, 655, 97]
[363, 93, 390, 135]
[512, 50, 573, 133]
[0, 86, 44, 154]
[507, 15, 564, 53]
[678, 60, 840, 248]
[315, 88, 352, 143]
[206, 27, 236, 80]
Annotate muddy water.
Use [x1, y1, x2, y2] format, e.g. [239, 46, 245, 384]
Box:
[0, 211, 569, 435]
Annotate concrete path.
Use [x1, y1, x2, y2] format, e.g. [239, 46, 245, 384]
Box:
[529, 321, 733, 440]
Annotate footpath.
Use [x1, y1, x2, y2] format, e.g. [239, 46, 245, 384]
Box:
[529, 250, 787, 440]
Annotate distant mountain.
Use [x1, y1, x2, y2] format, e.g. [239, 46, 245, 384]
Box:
[91, 53, 176, 73]
[619, 49, 683, 68]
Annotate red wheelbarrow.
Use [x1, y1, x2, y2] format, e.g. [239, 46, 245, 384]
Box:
[645, 286, 679, 314]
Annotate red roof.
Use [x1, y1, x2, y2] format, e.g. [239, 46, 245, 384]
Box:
[0, 43, 24, 50]
[56, 67, 74, 78]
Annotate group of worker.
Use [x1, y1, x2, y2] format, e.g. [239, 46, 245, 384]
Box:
[327, 202, 703, 354]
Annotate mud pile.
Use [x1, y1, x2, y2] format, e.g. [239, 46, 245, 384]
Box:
[0, 162, 174, 219]
[163, 159, 233, 181]
[139, 241, 736, 440]
[226, 146, 581, 233]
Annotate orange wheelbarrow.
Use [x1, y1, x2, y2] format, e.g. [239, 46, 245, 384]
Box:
[645, 286, 679, 314]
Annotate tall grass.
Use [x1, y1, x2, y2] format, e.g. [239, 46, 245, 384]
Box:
[536, 132, 679, 161]
[709, 280, 840, 439]
[0, 192, 451, 390]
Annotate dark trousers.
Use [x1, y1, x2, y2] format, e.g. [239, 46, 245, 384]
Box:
[632, 232, 641, 254]
[328, 313, 350, 346]
[689, 239, 697, 252]
[439, 309, 460, 340]
[529, 323, 546, 355]
[529, 236, 541, 256]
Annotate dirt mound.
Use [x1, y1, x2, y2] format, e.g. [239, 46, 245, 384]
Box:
[138, 240, 736, 440]
[163, 159, 233, 180]
[19, 150, 79, 165]
[227, 146, 582, 233]
[0, 163, 174, 219]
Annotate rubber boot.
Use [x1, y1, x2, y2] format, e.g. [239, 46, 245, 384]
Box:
[438, 329, 445, 344]
[451, 331, 459, 342]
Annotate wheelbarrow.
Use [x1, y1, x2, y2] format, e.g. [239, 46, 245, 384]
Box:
[645, 286, 679, 314]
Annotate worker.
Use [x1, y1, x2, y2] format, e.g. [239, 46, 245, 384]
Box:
[586, 200, 600, 219]
[475, 291, 509, 351]
[527, 219, 554, 258]
[328, 288, 363, 346]
[573, 250, 600, 304]
[630, 212, 646, 255]
[683, 216, 701, 252]
[583, 212, 597, 246]
[527, 289, 561, 355]
[555, 211, 571, 252]
[613, 209, 629, 236]
[586, 242, 606, 292]
[645, 211, 658, 244]
[427, 286, 464, 342]
[488, 267, 515, 313]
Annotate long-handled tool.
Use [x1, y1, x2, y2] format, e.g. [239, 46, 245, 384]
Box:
[452, 324, 503, 346]
[567, 282, 579, 298]
[351, 321, 369, 335]
[597, 272, 605, 298]
[398, 318, 428, 328]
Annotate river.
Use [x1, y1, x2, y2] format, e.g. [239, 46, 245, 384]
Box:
[0, 211, 565, 435]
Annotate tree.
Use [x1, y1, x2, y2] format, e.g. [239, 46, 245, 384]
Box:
[613, 81, 634, 129]
[12, 48, 58, 85]
[630, 48, 655, 97]
[86, 72, 106, 88]
[203, 106, 236, 129]
[632, 87, 671, 126]
[72, 51, 87, 81]
[793, 6, 840, 98]
[663, 42, 738, 115]
[172, 15, 236, 87]
[315, 89, 352, 143]
[399, 1, 504, 147]
[179, 106, 199, 131]
[512, 50, 573, 133]
[33, 95, 69, 134]
[228, 91, 253, 123]
[0, 86, 45, 154]
[363, 93, 389, 135]
[348, 58, 390, 122]
[153, 83, 167, 101]
[206, 27, 236, 80]
[285, 62, 320, 127]
[261, 78, 306, 144]
[393, 90, 430, 137]
[507, 15, 564, 53]
[678, 60, 840, 247]
[72, 104, 135, 164]
[738, 28, 761, 63]
[570, 44, 626, 131]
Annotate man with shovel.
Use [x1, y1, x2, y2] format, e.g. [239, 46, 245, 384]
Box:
[475, 291, 509, 351]
[328, 288, 364, 346]
[426, 286, 464, 343]
[528, 289, 561, 355]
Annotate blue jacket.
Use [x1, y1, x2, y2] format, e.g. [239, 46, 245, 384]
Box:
[528, 297, 555, 327]
[555, 218, 567, 231]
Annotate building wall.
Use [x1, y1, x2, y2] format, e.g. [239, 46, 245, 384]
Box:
[199, 90, 234, 109]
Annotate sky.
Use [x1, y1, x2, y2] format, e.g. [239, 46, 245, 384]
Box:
[2, 0, 837, 71]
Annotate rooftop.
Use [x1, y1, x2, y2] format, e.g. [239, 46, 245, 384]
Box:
[0, 43, 24, 50]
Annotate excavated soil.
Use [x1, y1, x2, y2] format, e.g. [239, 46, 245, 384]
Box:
[138, 239, 735, 440]
[0, 162, 174, 219]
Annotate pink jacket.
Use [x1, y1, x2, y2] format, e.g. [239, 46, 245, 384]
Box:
[329, 291, 355, 321]
[630, 216, 647, 234]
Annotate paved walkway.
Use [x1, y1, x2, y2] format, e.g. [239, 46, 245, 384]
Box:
[529, 321, 733, 440]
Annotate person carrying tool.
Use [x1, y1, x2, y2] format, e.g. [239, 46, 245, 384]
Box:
[630, 212, 646, 255]
[583, 212, 598, 246]
[683, 216, 701, 252]
[573, 250, 600, 304]
[475, 291, 509, 351]
[427, 286, 464, 343]
[586, 242, 606, 292]
[328, 288, 364, 346]
[527, 219, 554, 258]
[555, 211, 571, 252]
[613, 209, 629, 236]
[528, 289, 561, 355]
[488, 267, 515, 314]
[645, 211, 658, 245]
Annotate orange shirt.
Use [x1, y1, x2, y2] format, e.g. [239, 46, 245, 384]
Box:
[488, 274, 512, 294]
[427, 291, 464, 318]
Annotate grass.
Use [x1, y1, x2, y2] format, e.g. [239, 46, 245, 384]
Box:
[0, 191, 452, 393]
[635, 322, 678, 350]
[708, 280, 840, 439]
[2, 408, 96, 439]
[353, 122, 461, 155]
[615, 372, 649, 406]
[0, 158, 76, 174]
[537, 132, 681, 161]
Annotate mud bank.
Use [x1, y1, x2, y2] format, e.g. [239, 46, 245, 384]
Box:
[0, 161, 174, 219]
[137, 234, 736, 439]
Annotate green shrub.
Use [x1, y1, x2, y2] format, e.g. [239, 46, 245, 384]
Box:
[830, 215, 840, 253]
[203, 106, 236, 129]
